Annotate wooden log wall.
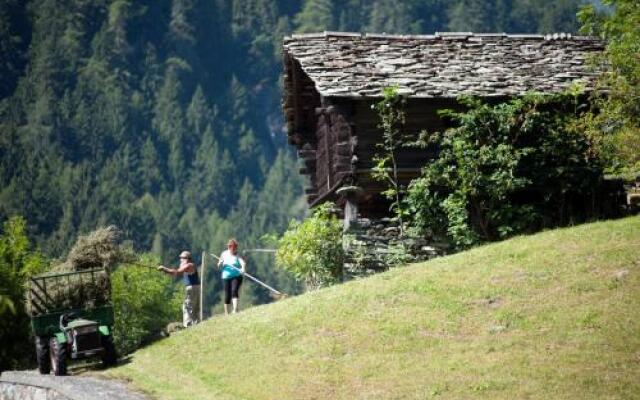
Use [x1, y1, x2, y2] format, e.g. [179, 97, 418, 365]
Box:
[293, 96, 466, 216]
[283, 55, 321, 146]
[311, 102, 356, 206]
[350, 97, 463, 217]
[283, 54, 322, 204]
[298, 143, 318, 204]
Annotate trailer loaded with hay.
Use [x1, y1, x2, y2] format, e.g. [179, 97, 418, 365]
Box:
[26, 226, 128, 375]
[28, 268, 117, 375]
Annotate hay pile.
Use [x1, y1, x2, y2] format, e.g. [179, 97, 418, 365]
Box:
[28, 270, 112, 315]
[61, 225, 134, 272]
[28, 226, 134, 316]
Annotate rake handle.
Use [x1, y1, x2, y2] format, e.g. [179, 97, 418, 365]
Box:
[209, 253, 287, 297]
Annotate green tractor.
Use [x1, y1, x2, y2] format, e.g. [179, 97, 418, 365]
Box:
[28, 268, 117, 375]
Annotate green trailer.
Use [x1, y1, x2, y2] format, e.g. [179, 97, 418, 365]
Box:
[28, 268, 117, 375]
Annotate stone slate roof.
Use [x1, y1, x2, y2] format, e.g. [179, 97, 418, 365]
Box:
[283, 32, 605, 98]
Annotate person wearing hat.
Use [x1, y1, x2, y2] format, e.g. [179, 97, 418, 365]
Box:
[216, 239, 246, 314]
[157, 250, 200, 327]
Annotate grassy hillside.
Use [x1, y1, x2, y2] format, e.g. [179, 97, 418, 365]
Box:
[107, 217, 640, 399]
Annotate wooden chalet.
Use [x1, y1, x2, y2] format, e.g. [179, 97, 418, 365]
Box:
[282, 32, 604, 220]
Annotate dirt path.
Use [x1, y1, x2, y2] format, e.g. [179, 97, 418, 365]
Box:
[0, 370, 148, 400]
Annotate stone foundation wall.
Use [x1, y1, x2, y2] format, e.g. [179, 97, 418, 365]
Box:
[0, 371, 146, 400]
[343, 217, 449, 277]
[625, 175, 640, 212]
[0, 382, 70, 400]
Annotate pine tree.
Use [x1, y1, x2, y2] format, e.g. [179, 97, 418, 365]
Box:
[255, 151, 306, 234]
[187, 85, 212, 137]
[141, 137, 164, 194]
[448, 0, 494, 32]
[367, 0, 420, 34]
[0, 0, 28, 99]
[294, 0, 334, 33]
[186, 124, 231, 213]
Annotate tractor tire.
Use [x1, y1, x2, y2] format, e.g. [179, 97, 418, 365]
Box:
[35, 336, 50, 374]
[49, 337, 67, 376]
[101, 334, 118, 367]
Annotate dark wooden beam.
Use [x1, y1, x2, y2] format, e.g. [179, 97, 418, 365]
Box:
[297, 149, 316, 159]
[288, 55, 301, 138]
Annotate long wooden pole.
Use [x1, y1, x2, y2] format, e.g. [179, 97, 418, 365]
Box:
[200, 251, 205, 322]
[208, 253, 287, 297]
[232, 267, 287, 297]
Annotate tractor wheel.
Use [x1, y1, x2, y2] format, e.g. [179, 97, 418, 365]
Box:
[101, 334, 118, 367]
[49, 337, 67, 376]
[35, 336, 50, 374]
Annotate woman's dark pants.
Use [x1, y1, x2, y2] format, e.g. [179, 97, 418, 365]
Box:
[224, 276, 243, 304]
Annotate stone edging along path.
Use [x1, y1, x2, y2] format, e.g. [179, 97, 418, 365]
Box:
[0, 371, 148, 400]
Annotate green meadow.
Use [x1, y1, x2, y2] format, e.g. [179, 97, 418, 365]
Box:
[108, 216, 640, 399]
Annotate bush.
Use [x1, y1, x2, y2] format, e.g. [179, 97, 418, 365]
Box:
[406, 94, 606, 249]
[578, 0, 640, 174]
[111, 254, 182, 355]
[0, 216, 48, 372]
[275, 203, 344, 290]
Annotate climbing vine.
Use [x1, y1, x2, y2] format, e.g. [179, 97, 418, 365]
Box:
[371, 86, 408, 236]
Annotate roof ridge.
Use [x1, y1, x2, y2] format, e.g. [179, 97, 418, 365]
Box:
[435, 31, 474, 36]
[285, 31, 600, 42]
[324, 31, 362, 38]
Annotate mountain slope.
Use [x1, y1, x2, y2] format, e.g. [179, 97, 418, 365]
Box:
[108, 216, 640, 399]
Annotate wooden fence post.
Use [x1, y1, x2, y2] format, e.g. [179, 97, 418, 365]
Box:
[200, 251, 205, 322]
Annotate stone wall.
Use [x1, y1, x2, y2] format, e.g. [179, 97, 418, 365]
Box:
[0, 381, 70, 400]
[626, 175, 640, 212]
[342, 217, 449, 277]
[0, 371, 146, 400]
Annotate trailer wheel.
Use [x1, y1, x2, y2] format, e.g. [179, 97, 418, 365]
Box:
[101, 334, 118, 367]
[35, 336, 50, 374]
[49, 337, 67, 376]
